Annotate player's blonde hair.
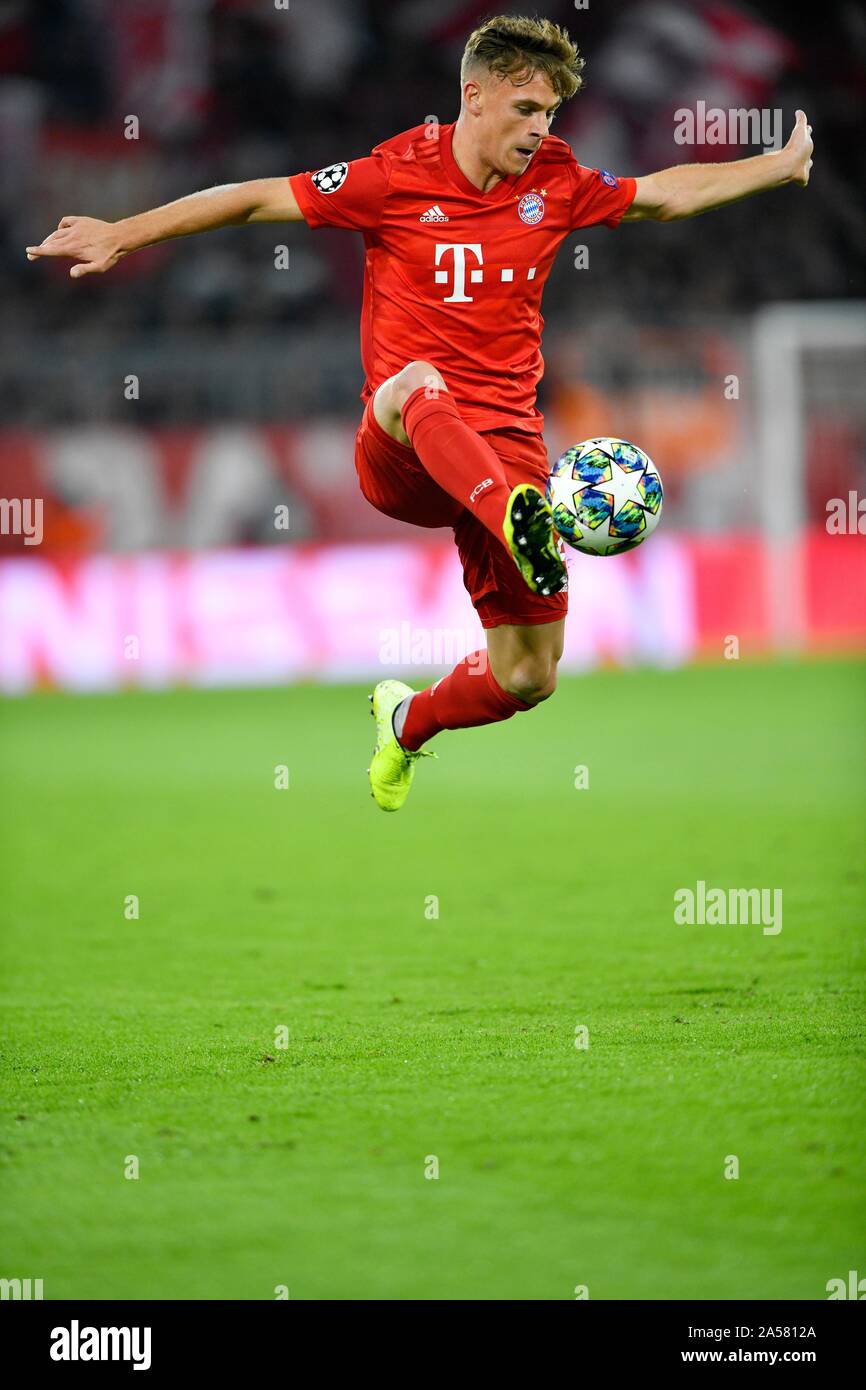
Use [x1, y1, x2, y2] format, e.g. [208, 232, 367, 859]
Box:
[460, 14, 585, 101]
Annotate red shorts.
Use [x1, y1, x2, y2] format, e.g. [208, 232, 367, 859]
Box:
[354, 400, 568, 629]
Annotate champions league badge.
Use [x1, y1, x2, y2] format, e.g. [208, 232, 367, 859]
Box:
[517, 191, 545, 225]
[312, 162, 348, 194]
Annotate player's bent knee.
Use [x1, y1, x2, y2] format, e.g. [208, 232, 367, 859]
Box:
[393, 359, 447, 410]
[501, 659, 558, 707]
[374, 361, 447, 444]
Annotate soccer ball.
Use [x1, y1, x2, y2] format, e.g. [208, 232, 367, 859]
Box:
[546, 437, 663, 557]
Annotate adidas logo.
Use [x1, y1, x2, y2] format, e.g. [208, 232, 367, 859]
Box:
[420, 205, 449, 222]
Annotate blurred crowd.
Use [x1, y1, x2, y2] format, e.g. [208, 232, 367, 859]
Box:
[1, 0, 864, 422]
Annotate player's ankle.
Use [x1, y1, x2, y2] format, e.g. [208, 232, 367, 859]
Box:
[392, 694, 413, 744]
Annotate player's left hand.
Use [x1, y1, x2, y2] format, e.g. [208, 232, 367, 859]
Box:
[783, 110, 814, 187]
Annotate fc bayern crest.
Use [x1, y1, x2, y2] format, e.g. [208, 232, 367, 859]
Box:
[517, 191, 545, 225]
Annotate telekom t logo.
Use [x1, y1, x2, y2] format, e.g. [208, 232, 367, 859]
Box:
[435, 243, 483, 302]
[434, 243, 538, 301]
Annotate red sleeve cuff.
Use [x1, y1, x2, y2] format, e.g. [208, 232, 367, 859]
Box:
[603, 176, 637, 228]
[288, 172, 322, 228]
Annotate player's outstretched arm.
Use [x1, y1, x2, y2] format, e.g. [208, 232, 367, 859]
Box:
[25, 178, 304, 278]
[623, 110, 813, 223]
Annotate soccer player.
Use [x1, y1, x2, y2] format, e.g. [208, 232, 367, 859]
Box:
[27, 16, 813, 811]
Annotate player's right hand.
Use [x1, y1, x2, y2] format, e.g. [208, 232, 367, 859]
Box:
[26, 216, 125, 278]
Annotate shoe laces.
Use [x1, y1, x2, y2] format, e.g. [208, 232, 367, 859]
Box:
[402, 745, 438, 764]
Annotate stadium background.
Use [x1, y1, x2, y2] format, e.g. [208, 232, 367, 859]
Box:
[1, 0, 864, 1303]
[1, 0, 864, 682]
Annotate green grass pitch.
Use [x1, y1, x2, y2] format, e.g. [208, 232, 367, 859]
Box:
[1, 657, 864, 1300]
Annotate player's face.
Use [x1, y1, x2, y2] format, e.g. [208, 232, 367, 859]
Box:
[481, 70, 562, 177]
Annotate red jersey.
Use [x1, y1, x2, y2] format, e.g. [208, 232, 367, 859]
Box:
[289, 122, 635, 434]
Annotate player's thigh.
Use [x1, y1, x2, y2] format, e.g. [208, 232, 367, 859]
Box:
[355, 398, 460, 528]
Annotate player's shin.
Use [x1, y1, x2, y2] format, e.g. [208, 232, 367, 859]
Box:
[397, 650, 532, 751]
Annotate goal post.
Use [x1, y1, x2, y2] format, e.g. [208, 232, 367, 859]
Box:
[752, 301, 866, 651]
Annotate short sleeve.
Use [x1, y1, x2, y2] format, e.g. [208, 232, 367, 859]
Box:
[570, 164, 636, 230]
[289, 154, 391, 232]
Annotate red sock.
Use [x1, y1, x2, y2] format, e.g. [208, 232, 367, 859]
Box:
[399, 651, 532, 751]
[402, 386, 513, 547]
